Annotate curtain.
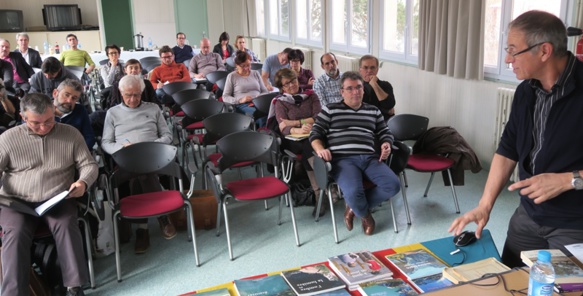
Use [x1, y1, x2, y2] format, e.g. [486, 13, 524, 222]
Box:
[419, 0, 485, 80]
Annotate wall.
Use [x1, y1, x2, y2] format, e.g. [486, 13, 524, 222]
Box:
[175, 0, 208, 46]
[100, 0, 134, 50]
[131, 0, 176, 49]
[1, 0, 99, 30]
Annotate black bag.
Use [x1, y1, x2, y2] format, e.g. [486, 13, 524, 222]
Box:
[290, 182, 315, 207]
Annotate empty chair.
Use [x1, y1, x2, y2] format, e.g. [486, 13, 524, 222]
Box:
[162, 81, 198, 97]
[205, 70, 229, 85]
[388, 114, 460, 213]
[65, 65, 84, 80]
[215, 77, 227, 91]
[139, 57, 162, 73]
[180, 99, 225, 167]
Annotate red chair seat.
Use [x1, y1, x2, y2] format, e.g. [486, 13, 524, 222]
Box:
[407, 154, 454, 172]
[208, 153, 255, 168]
[174, 111, 185, 117]
[226, 176, 289, 200]
[185, 122, 204, 130]
[119, 191, 184, 217]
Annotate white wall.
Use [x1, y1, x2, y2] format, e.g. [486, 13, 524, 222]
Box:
[2, 0, 99, 30]
[131, 0, 176, 49]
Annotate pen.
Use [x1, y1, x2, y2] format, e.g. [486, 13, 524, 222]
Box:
[125, 139, 131, 144]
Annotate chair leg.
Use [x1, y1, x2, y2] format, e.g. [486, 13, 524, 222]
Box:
[389, 198, 398, 233]
[423, 172, 436, 197]
[112, 212, 122, 282]
[446, 169, 460, 214]
[403, 170, 409, 188]
[184, 202, 200, 266]
[222, 201, 234, 260]
[278, 196, 283, 225]
[78, 217, 95, 288]
[215, 201, 223, 237]
[286, 193, 301, 247]
[327, 185, 339, 244]
[314, 189, 324, 222]
[400, 173, 412, 225]
[264, 200, 269, 210]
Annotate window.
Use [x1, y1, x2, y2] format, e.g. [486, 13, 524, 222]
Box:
[379, 0, 419, 64]
[296, 0, 323, 47]
[329, 0, 371, 54]
[484, 0, 571, 81]
[268, 0, 290, 40]
[256, 0, 265, 37]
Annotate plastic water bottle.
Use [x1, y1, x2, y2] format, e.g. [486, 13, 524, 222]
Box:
[148, 37, 153, 50]
[43, 41, 49, 55]
[528, 250, 555, 296]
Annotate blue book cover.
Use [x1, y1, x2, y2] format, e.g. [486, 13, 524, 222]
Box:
[358, 278, 419, 296]
[385, 249, 447, 280]
[410, 274, 454, 293]
[234, 274, 295, 296]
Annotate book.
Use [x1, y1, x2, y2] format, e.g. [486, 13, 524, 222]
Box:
[521, 249, 583, 292]
[281, 264, 346, 295]
[233, 274, 295, 296]
[35, 190, 71, 216]
[285, 134, 309, 141]
[328, 250, 393, 291]
[357, 278, 418, 296]
[442, 257, 510, 284]
[384, 249, 448, 280]
[0, 189, 71, 217]
[194, 288, 231, 296]
[315, 290, 351, 296]
[409, 274, 454, 293]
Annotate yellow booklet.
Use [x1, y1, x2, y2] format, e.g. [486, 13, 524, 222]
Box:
[442, 257, 510, 284]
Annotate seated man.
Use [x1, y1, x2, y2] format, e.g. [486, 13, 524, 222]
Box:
[0, 93, 98, 296]
[14, 33, 43, 68]
[150, 45, 191, 105]
[310, 71, 400, 235]
[0, 78, 16, 133]
[313, 52, 344, 107]
[59, 34, 96, 74]
[358, 55, 396, 121]
[0, 38, 34, 94]
[261, 48, 292, 91]
[101, 75, 175, 253]
[29, 57, 80, 97]
[172, 32, 194, 65]
[53, 79, 95, 149]
[188, 38, 225, 90]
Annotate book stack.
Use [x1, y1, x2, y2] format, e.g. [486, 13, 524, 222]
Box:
[385, 249, 453, 293]
[357, 278, 419, 296]
[442, 257, 510, 284]
[521, 249, 583, 292]
[280, 264, 346, 295]
[328, 250, 393, 291]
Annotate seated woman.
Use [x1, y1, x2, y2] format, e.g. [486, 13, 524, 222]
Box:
[232, 35, 260, 63]
[222, 51, 268, 127]
[212, 32, 235, 64]
[288, 49, 315, 90]
[270, 68, 323, 217]
[101, 75, 174, 254]
[100, 44, 125, 88]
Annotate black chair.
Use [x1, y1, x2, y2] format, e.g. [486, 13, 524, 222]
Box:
[110, 142, 200, 282]
[180, 99, 225, 167]
[65, 66, 85, 80]
[225, 57, 236, 72]
[252, 92, 279, 118]
[251, 63, 263, 71]
[205, 131, 300, 260]
[205, 70, 229, 85]
[162, 81, 198, 97]
[139, 57, 162, 73]
[215, 77, 226, 91]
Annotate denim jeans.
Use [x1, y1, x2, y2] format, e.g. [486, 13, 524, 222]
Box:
[155, 88, 174, 105]
[235, 103, 266, 127]
[331, 154, 400, 218]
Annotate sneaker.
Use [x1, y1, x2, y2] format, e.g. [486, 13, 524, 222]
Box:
[66, 287, 85, 296]
[158, 215, 177, 240]
[134, 228, 150, 254]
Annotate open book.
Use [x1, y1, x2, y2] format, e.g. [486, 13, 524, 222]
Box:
[35, 190, 71, 216]
[285, 133, 310, 141]
[0, 189, 71, 217]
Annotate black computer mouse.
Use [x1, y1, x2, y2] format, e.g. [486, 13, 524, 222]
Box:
[453, 231, 477, 247]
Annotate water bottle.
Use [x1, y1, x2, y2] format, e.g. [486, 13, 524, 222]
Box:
[528, 250, 555, 296]
[43, 41, 49, 55]
[54, 42, 60, 54]
[148, 37, 153, 50]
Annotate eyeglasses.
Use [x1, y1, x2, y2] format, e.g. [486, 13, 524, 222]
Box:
[238, 63, 251, 69]
[504, 42, 547, 57]
[123, 93, 141, 98]
[360, 65, 377, 71]
[25, 119, 55, 128]
[108, 51, 119, 56]
[160, 55, 173, 59]
[342, 85, 364, 92]
[282, 79, 298, 88]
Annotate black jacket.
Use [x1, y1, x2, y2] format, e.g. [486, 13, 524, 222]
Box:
[6, 52, 34, 90]
[14, 48, 43, 68]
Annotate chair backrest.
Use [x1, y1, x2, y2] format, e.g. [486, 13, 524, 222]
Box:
[252, 92, 279, 116]
[215, 77, 227, 91]
[388, 114, 429, 141]
[162, 81, 198, 96]
[225, 57, 236, 72]
[202, 112, 254, 144]
[311, 153, 332, 191]
[172, 89, 212, 106]
[205, 70, 229, 84]
[65, 66, 84, 80]
[140, 57, 162, 72]
[180, 99, 224, 122]
[387, 140, 411, 175]
[250, 63, 263, 71]
[99, 59, 109, 66]
[216, 131, 279, 171]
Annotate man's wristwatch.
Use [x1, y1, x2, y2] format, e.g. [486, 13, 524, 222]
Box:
[572, 170, 583, 190]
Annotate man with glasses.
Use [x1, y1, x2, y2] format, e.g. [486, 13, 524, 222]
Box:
[358, 55, 396, 121]
[313, 53, 344, 107]
[14, 33, 42, 68]
[53, 79, 95, 149]
[450, 10, 583, 268]
[172, 32, 194, 65]
[149, 45, 191, 104]
[0, 93, 98, 296]
[310, 71, 400, 236]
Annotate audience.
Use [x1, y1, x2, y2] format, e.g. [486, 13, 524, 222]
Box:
[172, 32, 194, 65]
[100, 44, 124, 88]
[313, 52, 343, 107]
[0, 92, 98, 296]
[189, 38, 225, 84]
[14, 33, 42, 68]
[359, 55, 396, 121]
[233, 35, 260, 62]
[0, 38, 34, 94]
[310, 71, 400, 236]
[213, 32, 235, 64]
[150, 45, 191, 104]
[52, 79, 95, 149]
[222, 51, 268, 127]
[262, 48, 292, 91]
[60, 34, 96, 74]
[0, 78, 16, 133]
[288, 49, 315, 90]
[29, 57, 80, 97]
[101, 75, 175, 254]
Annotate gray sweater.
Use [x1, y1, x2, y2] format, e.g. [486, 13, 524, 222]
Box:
[222, 70, 267, 104]
[101, 102, 172, 154]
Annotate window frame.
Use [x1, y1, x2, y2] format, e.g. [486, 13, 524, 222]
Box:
[378, 0, 419, 65]
[328, 0, 372, 55]
[295, 0, 324, 48]
[267, 0, 292, 42]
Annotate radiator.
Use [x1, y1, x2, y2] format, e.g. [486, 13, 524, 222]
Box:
[251, 38, 266, 61]
[335, 54, 360, 72]
[495, 87, 519, 182]
[295, 47, 313, 70]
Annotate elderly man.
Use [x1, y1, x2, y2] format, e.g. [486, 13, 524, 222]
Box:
[0, 38, 34, 94]
[313, 52, 344, 107]
[150, 45, 191, 104]
[53, 79, 95, 149]
[358, 55, 396, 121]
[60, 34, 95, 74]
[14, 33, 42, 68]
[101, 75, 175, 253]
[0, 93, 98, 296]
[29, 57, 80, 97]
[310, 71, 400, 235]
[261, 47, 292, 91]
[450, 10, 583, 268]
[189, 37, 225, 90]
[172, 32, 194, 65]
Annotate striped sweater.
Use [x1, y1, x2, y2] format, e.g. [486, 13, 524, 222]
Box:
[309, 101, 393, 156]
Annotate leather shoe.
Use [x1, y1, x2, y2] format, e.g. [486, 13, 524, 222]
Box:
[158, 215, 177, 240]
[134, 229, 150, 254]
[362, 213, 376, 235]
[344, 204, 355, 231]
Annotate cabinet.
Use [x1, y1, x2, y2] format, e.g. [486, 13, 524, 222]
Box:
[0, 30, 102, 54]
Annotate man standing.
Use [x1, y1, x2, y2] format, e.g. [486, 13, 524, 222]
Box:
[60, 34, 95, 74]
[172, 32, 194, 65]
[313, 52, 343, 107]
[15, 33, 43, 68]
[310, 71, 400, 235]
[29, 57, 80, 97]
[261, 48, 292, 91]
[188, 38, 225, 83]
[53, 79, 95, 149]
[0, 93, 98, 296]
[150, 45, 191, 104]
[0, 38, 34, 94]
[450, 10, 583, 268]
[358, 55, 396, 121]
